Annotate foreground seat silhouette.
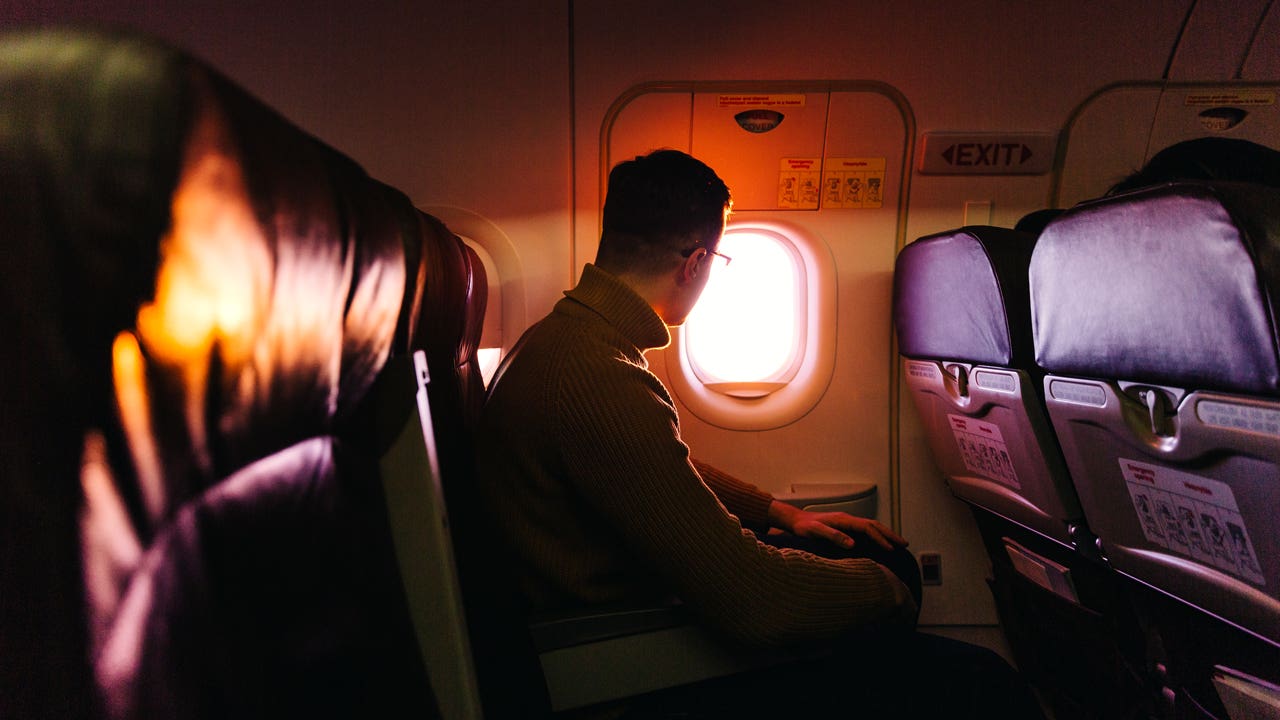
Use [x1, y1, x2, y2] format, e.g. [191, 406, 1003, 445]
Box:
[0, 26, 473, 718]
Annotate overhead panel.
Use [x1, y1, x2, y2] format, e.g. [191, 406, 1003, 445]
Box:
[1148, 84, 1280, 157]
[691, 92, 830, 210]
[1056, 82, 1280, 207]
[825, 90, 906, 211]
[607, 91, 693, 169]
[1055, 86, 1164, 206]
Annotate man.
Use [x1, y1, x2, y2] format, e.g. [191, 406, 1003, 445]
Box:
[475, 149, 916, 647]
[475, 149, 1044, 718]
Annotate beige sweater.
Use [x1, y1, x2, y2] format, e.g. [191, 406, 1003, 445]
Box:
[475, 264, 910, 648]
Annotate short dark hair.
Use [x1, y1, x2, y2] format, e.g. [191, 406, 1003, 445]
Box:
[1107, 138, 1280, 195]
[596, 149, 731, 276]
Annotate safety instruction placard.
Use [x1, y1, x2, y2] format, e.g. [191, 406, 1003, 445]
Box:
[821, 157, 885, 209]
[778, 158, 821, 209]
[1120, 459, 1265, 585]
[718, 94, 806, 109]
[947, 414, 1020, 490]
[1184, 91, 1274, 107]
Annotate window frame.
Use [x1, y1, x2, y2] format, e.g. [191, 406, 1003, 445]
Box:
[663, 219, 837, 431]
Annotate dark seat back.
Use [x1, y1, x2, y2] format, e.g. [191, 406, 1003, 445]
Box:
[0, 27, 186, 719]
[0, 26, 469, 719]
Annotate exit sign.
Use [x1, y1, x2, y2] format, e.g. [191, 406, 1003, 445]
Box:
[919, 132, 1056, 175]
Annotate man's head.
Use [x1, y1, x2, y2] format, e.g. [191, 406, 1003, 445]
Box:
[597, 149, 731, 277]
[595, 150, 731, 325]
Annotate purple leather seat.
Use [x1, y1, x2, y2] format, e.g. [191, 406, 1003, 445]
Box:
[894, 225, 1150, 717]
[1031, 180, 1280, 715]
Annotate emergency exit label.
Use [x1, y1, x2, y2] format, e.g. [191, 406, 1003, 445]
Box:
[919, 132, 1056, 175]
[778, 158, 821, 209]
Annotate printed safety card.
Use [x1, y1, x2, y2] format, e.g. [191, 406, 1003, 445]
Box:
[1120, 458, 1265, 585]
[947, 414, 1020, 489]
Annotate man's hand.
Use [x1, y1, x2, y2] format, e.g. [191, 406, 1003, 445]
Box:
[767, 501, 909, 551]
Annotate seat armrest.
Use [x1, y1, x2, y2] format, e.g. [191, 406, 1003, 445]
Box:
[529, 600, 691, 651]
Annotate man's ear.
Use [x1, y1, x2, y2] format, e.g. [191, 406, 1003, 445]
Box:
[678, 248, 706, 284]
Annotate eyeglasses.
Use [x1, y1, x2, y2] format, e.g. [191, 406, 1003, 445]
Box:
[680, 246, 733, 267]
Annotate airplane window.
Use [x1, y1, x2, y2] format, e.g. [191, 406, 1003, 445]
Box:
[460, 237, 503, 385]
[683, 227, 804, 398]
[663, 220, 833, 430]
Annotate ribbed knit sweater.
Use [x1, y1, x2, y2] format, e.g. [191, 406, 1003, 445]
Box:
[475, 264, 911, 648]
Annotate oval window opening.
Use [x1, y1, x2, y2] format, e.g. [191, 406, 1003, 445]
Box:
[683, 228, 805, 397]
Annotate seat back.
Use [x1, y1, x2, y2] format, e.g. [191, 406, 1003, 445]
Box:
[379, 202, 552, 719]
[894, 225, 1158, 718]
[0, 26, 457, 718]
[893, 226, 1084, 547]
[0, 27, 186, 718]
[1031, 181, 1280, 647]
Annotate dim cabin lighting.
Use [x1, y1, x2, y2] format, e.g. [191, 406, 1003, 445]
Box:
[684, 230, 804, 398]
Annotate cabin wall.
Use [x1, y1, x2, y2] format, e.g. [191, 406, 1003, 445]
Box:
[571, 0, 1194, 627]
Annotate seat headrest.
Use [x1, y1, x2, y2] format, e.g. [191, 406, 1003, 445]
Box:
[399, 210, 488, 424]
[1030, 181, 1280, 394]
[2, 26, 422, 715]
[894, 226, 1038, 367]
[0, 24, 414, 523]
[127, 52, 409, 510]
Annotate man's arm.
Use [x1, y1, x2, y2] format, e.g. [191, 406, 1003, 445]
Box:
[690, 460, 772, 528]
[556, 365, 913, 647]
[693, 459, 909, 551]
[766, 500, 909, 551]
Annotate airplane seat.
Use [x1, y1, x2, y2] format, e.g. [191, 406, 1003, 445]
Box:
[893, 225, 1151, 717]
[894, 225, 1084, 545]
[377, 203, 557, 718]
[0, 27, 184, 718]
[0, 26, 453, 718]
[1030, 180, 1280, 718]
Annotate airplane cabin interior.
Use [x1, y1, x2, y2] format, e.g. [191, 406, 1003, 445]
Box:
[2, 1, 1279, 718]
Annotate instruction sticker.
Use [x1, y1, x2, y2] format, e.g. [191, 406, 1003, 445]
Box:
[778, 158, 821, 209]
[947, 414, 1020, 490]
[1184, 91, 1274, 107]
[821, 157, 885, 209]
[1197, 399, 1280, 438]
[718, 94, 806, 109]
[1120, 459, 1265, 585]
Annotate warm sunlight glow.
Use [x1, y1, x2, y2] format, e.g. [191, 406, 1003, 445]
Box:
[684, 230, 803, 387]
[135, 105, 267, 366]
[477, 347, 502, 386]
[111, 331, 165, 524]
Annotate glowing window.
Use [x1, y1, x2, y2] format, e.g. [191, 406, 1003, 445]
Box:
[683, 228, 805, 398]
